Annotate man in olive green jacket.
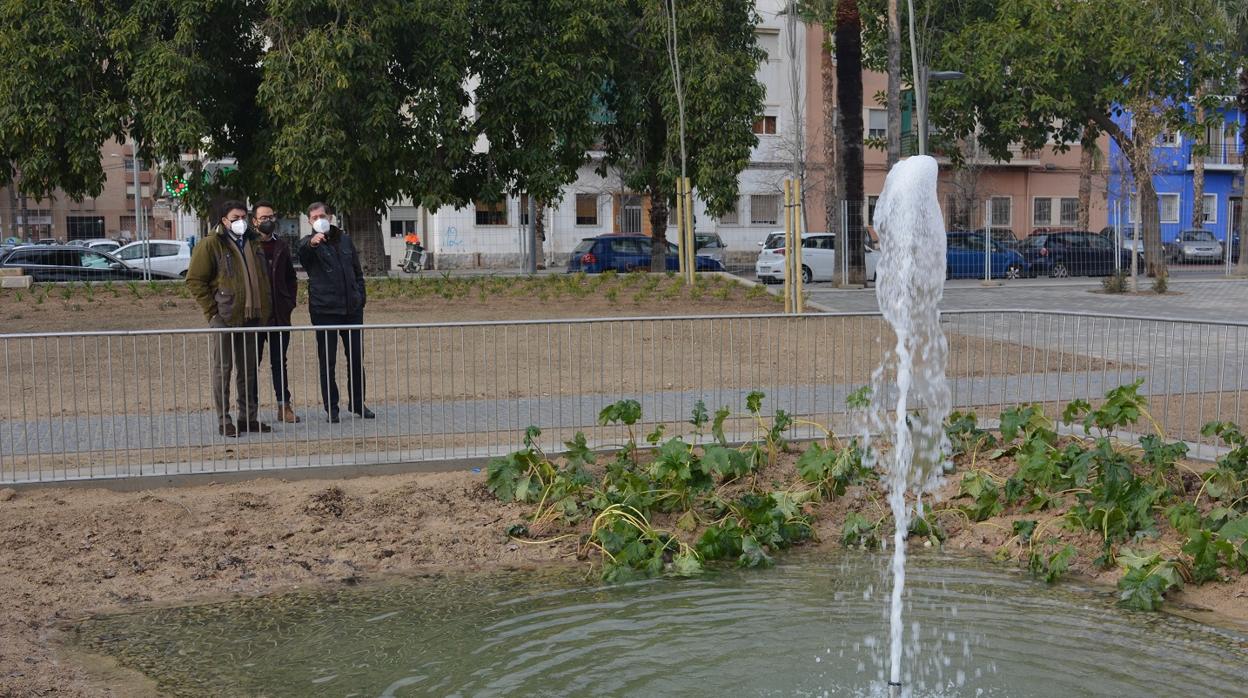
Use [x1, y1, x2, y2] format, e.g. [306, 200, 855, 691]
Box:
[186, 200, 274, 437]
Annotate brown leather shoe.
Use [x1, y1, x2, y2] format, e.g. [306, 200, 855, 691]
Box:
[277, 404, 302, 423]
[236, 420, 273, 433]
[219, 422, 238, 438]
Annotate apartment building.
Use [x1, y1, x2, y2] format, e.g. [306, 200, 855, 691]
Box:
[1106, 103, 1245, 242]
[802, 27, 1110, 241]
[381, 0, 806, 269]
[0, 141, 183, 243]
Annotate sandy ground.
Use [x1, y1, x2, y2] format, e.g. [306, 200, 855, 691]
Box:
[1, 449, 1245, 697]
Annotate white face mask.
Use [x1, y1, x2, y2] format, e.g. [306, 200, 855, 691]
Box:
[229, 219, 248, 236]
[312, 218, 331, 234]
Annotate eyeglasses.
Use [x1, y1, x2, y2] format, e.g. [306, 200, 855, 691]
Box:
[256, 215, 276, 222]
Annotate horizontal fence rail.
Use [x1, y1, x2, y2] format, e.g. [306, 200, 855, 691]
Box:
[1, 311, 1245, 484]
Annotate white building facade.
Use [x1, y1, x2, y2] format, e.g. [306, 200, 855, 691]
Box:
[380, 0, 806, 270]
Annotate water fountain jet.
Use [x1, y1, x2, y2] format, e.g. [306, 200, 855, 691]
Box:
[864, 155, 953, 695]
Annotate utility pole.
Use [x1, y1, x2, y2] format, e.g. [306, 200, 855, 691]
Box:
[526, 196, 537, 274]
[131, 146, 150, 280]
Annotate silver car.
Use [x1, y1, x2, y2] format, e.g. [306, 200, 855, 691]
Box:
[1167, 229, 1223, 263]
[693, 233, 727, 266]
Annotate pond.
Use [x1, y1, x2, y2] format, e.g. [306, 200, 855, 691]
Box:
[74, 552, 1248, 697]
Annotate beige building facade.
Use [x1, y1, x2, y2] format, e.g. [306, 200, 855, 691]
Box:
[0, 140, 176, 243]
[802, 26, 1109, 240]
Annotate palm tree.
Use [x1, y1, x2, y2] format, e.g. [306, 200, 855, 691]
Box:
[835, 0, 866, 283]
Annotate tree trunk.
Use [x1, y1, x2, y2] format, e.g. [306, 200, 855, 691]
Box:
[648, 187, 669, 273]
[1238, 67, 1248, 276]
[835, 0, 865, 283]
[5, 177, 18, 241]
[344, 207, 390, 274]
[885, 0, 901, 168]
[1077, 126, 1094, 231]
[1191, 83, 1207, 230]
[1096, 112, 1166, 278]
[821, 32, 845, 285]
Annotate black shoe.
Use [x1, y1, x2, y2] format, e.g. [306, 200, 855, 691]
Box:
[327, 411, 341, 423]
[352, 407, 375, 419]
[236, 420, 273, 433]
[219, 423, 238, 438]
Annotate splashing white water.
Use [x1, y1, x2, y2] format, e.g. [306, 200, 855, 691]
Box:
[865, 155, 953, 694]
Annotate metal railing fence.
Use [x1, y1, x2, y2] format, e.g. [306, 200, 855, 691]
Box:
[1, 310, 1245, 484]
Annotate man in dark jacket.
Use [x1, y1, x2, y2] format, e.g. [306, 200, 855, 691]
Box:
[297, 202, 373, 422]
[253, 201, 301, 424]
[185, 200, 273, 437]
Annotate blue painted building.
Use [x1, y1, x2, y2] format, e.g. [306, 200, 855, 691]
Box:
[1107, 103, 1246, 244]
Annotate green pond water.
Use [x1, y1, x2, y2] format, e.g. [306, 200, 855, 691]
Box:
[74, 552, 1248, 697]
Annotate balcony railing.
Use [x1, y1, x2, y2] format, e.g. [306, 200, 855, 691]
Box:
[1191, 143, 1245, 167]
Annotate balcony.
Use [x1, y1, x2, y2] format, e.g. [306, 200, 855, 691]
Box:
[1189, 143, 1244, 171]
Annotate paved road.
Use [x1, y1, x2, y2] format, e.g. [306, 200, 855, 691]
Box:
[802, 278, 1248, 323]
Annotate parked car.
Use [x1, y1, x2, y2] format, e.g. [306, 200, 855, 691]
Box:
[1020, 230, 1134, 277]
[946, 231, 1028, 279]
[69, 238, 123, 255]
[566, 235, 725, 273]
[692, 233, 727, 266]
[1165, 229, 1223, 264]
[113, 240, 193, 278]
[758, 231, 785, 250]
[756, 232, 879, 284]
[1098, 225, 1142, 255]
[0, 245, 150, 282]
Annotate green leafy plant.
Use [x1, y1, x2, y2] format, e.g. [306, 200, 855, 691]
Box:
[1116, 548, 1182, 611]
[841, 512, 879, 549]
[1028, 542, 1076, 584]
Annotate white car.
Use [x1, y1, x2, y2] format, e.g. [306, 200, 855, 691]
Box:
[755, 232, 879, 284]
[114, 240, 193, 278]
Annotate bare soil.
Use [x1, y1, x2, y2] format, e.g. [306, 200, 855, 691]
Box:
[1, 449, 1244, 697]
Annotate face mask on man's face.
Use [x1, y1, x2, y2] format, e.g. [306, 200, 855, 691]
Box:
[229, 219, 248, 236]
[258, 220, 276, 235]
[312, 218, 331, 234]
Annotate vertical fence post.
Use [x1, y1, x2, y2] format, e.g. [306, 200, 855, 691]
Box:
[783, 179, 793, 314]
[794, 179, 805, 313]
[675, 179, 686, 279]
[684, 177, 696, 285]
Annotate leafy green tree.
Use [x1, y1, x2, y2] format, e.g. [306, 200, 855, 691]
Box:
[597, 0, 765, 272]
[0, 0, 618, 273]
[915, 0, 1227, 277]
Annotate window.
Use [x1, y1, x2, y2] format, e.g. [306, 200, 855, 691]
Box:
[1158, 131, 1179, 147]
[125, 184, 153, 198]
[1059, 198, 1079, 226]
[122, 157, 150, 171]
[81, 251, 111, 269]
[1033, 198, 1052, 226]
[719, 200, 739, 225]
[474, 199, 507, 226]
[575, 194, 598, 225]
[990, 197, 1012, 226]
[1203, 194, 1217, 224]
[867, 109, 887, 140]
[1085, 234, 1114, 251]
[519, 194, 531, 226]
[750, 194, 780, 225]
[757, 31, 780, 60]
[389, 219, 417, 237]
[946, 195, 970, 229]
[1159, 193, 1180, 223]
[151, 243, 179, 258]
[117, 244, 147, 260]
[66, 215, 105, 240]
[866, 196, 880, 226]
[609, 238, 643, 255]
[752, 116, 777, 135]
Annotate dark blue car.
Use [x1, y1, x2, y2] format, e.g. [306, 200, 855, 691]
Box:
[567, 235, 726, 273]
[1021, 231, 1135, 278]
[946, 231, 1029, 279]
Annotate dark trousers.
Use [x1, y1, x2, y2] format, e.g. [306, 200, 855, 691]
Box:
[257, 329, 293, 404]
[311, 312, 365, 415]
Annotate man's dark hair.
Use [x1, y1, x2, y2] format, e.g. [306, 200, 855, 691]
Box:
[218, 199, 248, 219]
[251, 200, 276, 218]
[307, 201, 333, 217]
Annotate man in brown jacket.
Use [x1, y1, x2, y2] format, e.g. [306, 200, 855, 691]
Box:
[185, 200, 274, 437]
[252, 201, 301, 423]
